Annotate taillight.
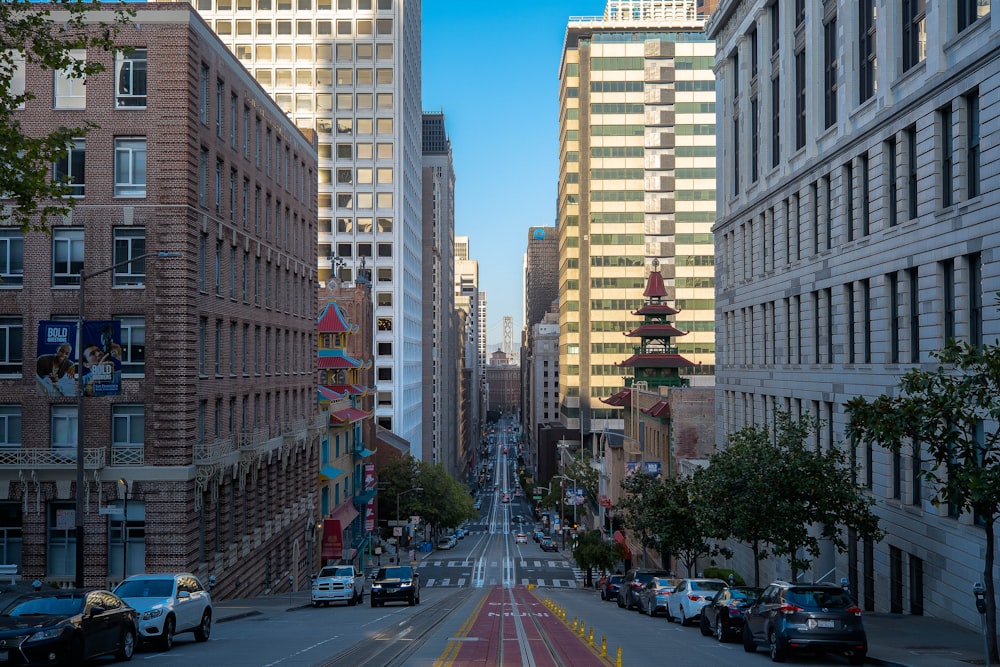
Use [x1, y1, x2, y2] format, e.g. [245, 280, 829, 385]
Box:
[688, 594, 701, 602]
[846, 605, 862, 616]
[778, 604, 802, 614]
[729, 607, 742, 616]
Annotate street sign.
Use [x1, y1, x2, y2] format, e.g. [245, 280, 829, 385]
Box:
[99, 507, 122, 516]
[388, 520, 407, 527]
[393, 527, 403, 536]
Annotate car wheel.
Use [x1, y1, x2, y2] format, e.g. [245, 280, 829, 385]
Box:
[408, 593, 416, 606]
[847, 650, 867, 665]
[768, 629, 787, 662]
[160, 615, 176, 652]
[68, 635, 85, 664]
[116, 625, 136, 661]
[371, 598, 378, 608]
[600, 590, 606, 601]
[359, 589, 364, 603]
[743, 626, 756, 653]
[617, 596, 625, 609]
[312, 600, 320, 608]
[348, 593, 357, 607]
[700, 613, 712, 636]
[665, 604, 674, 622]
[680, 609, 689, 626]
[415, 590, 421, 605]
[715, 618, 726, 643]
[193, 610, 212, 642]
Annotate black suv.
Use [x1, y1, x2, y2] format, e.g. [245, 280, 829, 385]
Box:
[742, 581, 867, 664]
[370, 565, 420, 607]
[617, 568, 670, 610]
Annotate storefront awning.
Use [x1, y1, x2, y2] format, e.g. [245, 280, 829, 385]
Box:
[320, 465, 344, 481]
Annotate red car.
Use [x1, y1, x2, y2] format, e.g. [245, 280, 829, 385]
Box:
[600, 574, 624, 601]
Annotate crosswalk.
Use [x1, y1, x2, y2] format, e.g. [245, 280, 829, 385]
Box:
[416, 563, 589, 589]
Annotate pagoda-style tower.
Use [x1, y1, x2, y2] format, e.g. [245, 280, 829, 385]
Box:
[619, 260, 694, 389]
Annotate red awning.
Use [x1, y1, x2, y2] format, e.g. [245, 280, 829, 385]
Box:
[613, 530, 632, 560]
[330, 407, 370, 425]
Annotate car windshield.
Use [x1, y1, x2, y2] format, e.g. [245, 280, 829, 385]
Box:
[319, 567, 353, 578]
[787, 588, 853, 608]
[377, 567, 412, 580]
[610, 575, 623, 583]
[692, 581, 727, 592]
[730, 588, 758, 601]
[653, 578, 675, 588]
[115, 579, 174, 598]
[4, 595, 85, 617]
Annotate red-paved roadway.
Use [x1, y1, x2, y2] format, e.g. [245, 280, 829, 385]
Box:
[447, 586, 610, 667]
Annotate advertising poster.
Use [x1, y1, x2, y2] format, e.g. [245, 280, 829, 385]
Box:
[36, 321, 78, 397]
[322, 519, 343, 559]
[79, 320, 123, 397]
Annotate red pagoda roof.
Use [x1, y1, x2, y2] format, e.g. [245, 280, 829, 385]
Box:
[625, 323, 687, 338]
[324, 384, 372, 397]
[317, 302, 359, 334]
[330, 407, 370, 425]
[632, 303, 680, 316]
[642, 400, 671, 418]
[644, 268, 667, 298]
[602, 389, 632, 406]
[619, 354, 697, 368]
[317, 386, 347, 402]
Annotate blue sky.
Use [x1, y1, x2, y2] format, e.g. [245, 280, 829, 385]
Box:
[422, 1, 607, 350]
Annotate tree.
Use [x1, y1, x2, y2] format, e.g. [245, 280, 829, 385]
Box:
[376, 455, 476, 538]
[618, 472, 723, 576]
[571, 530, 616, 587]
[846, 337, 1000, 661]
[1, 0, 131, 230]
[695, 412, 882, 586]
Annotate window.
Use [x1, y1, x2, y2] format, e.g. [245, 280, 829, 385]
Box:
[905, 124, 918, 219]
[115, 49, 147, 108]
[0, 231, 23, 287]
[968, 252, 982, 348]
[901, 0, 926, 72]
[859, 0, 876, 104]
[0, 319, 22, 375]
[886, 137, 898, 227]
[52, 229, 83, 286]
[112, 405, 144, 449]
[51, 405, 77, 454]
[860, 152, 870, 236]
[942, 259, 955, 343]
[794, 50, 806, 150]
[112, 228, 146, 286]
[9, 52, 25, 110]
[958, 0, 988, 32]
[0, 407, 21, 447]
[908, 268, 920, 363]
[966, 90, 980, 198]
[940, 104, 954, 207]
[54, 139, 86, 197]
[888, 272, 900, 363]
[199, 63, 209, 124]
[54, 49, 87, 109]
[823, 4, 837, 129]
[115, 316, 145, 375]
[770, 74, 780, 168]
[198, 318, 207, 375]
[114, 138, 147, 197]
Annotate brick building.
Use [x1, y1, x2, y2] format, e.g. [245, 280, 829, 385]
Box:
[3, 4, 319, 597]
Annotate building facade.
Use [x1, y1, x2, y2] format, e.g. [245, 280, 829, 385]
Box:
[454, 236, 482, 454]
[194, 0, 425, 453]
[5, 5, 320, 597]
[421, 112, 458, 471]
[708, 0, 998, 628]
[558, 0, 717, 454]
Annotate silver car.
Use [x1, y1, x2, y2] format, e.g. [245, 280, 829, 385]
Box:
[114, 573, 212, 651]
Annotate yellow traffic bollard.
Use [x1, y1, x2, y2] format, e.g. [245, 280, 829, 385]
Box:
[601, 636, 607, 656]
[579, 621, 585, 637]
[572, 617, 578, 631]
[589, 627, 594, 646]
[616, 647, 622, 667]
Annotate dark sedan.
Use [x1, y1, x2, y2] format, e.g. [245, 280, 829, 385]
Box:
[0, 588, 137, 665]
[699, 586, 763, 642]
[539, 538, 558, 552]
[370, 566, 420, 607]
[600, 574, 624, 601]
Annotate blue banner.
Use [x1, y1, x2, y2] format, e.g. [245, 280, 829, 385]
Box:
[80, 321, 123, 396]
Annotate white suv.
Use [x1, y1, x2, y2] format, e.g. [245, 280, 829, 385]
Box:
[114, 573, 213, 651]
[311, 565, 365, 607]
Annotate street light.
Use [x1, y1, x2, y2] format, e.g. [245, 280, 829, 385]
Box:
[395, 487, 423, 563]
[74, 250, 182, 588]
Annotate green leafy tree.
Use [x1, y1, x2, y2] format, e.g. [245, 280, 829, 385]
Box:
[695, 412, 882, 586]
[618, 472, 723, 575]
[376, 455, 475, 537]
[571, 530, 616, 587]
[2, 0, 131, 230]
[847, 337, 1000, 661]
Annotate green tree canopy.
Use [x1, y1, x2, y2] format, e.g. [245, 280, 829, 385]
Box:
[847, 337, 1000, 661]
[695, 412, 882, 586]
[571, 529, 616, 587]
[2, 0, 131, 230]
[376, 455, 476, 535]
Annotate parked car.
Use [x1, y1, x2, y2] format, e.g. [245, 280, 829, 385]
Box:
[600, 574, 624, 601]
[742, 581, 867, 664]
[501, 493, 510, 503]
[637, 577, 681, 616]
[515, 533, 528, 544]
[539, 537, 558, 552]
[114, 572, 213, 651]
[532, 529, 545, 543]
[309, 564, 365, 608]
[0, 588, 137, 664]
[437, 535, 456, 550]
[617, 568, 670, 610]
[699, 586, 763, 642]
[370, 566, 421, 607]
[666, 578, 728, 625]
[455, 528, 465, 539]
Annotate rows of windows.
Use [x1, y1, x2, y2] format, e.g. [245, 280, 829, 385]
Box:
[732, 1, 987, 187]
[724, 91, 980, 283]
[0, 314, 142, 378]
[197, 231, 312, 317]
[197, 315, 311, 379]
[51, 137, 146, 199]
[200, 0, 393, 10]
[723, 253, 983, 368]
